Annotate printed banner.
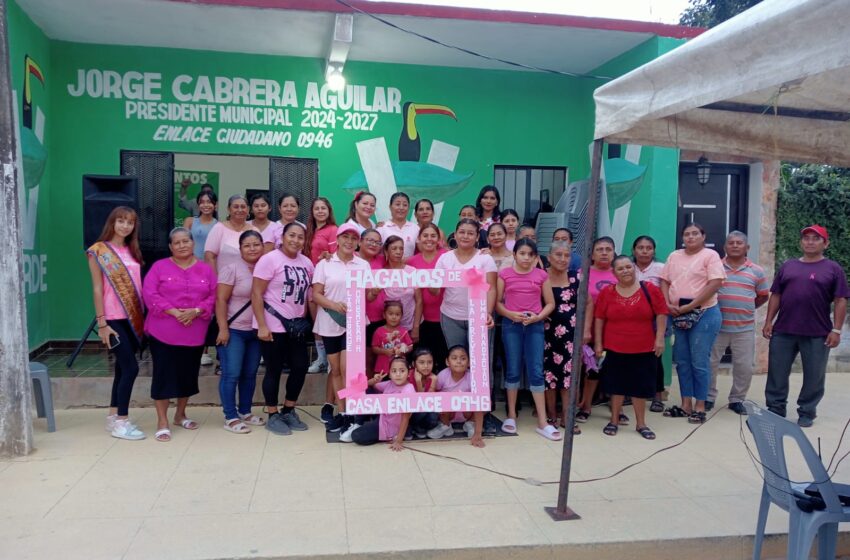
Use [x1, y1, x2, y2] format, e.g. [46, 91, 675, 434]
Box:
[343, 268, 491, 414]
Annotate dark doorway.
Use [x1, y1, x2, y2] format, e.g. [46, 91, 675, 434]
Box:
[677, 163, 749, 253]
[494, 166, 567, 226]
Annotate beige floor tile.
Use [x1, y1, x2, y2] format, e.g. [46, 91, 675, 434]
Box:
[412, 445, 517, 506]
[347, 506, 437, 553]
[694, 493, 791, 536]
[0, 516, 143, 560]
[0, 455, 97, 519]
[431, 503, 550, 548]
[251, 449, 344, 512]
[340, 445, 434, 508]
[123, 511, 348, 560]
[520, 499, 636, 545]
[148, 470, 258, 515]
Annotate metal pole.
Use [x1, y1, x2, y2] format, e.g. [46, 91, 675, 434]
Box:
[546, 138, 603, 520]
[0, 0, 35, 457]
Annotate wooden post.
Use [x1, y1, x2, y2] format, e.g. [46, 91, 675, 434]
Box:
[546, 139, 603, 520]
[0, 0, 35, 457]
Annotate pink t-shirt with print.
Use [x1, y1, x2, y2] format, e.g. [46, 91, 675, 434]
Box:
[217, 259, 256, 332]
[661, 248, 726, 308]
[435, 250, 497, 321]
[253, 250, 314, 333]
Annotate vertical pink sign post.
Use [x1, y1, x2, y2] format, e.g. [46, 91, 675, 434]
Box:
[341, 268, 491, 415]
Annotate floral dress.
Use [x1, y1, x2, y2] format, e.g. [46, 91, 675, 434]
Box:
[544, 273, 579, 390]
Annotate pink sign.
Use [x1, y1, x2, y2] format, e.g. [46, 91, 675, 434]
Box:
[342, 268, 491, 415]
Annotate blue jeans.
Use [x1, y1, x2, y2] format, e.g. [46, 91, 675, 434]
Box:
[673, 305, 721, 401]
[217, 329, 262, 420]
[502, 318, 545, 393]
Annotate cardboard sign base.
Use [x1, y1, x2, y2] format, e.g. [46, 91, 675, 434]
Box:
[325, 416, 517, 443]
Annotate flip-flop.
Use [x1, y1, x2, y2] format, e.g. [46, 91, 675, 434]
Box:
[224, 419, 251, 434]
[155, 428, 171, 442]
[501, 418, 517, 434]
[650, 400, 664, 413]
[575, 410, 590, 423]
[238, 414, 266, 426]
[618, 413, 630, 426]
[175, 418, 199, 430]
[535, 424, 562, 441]
[663, 406, 688, 418]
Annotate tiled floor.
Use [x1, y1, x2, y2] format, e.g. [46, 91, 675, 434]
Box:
[3, 372, 850, 559]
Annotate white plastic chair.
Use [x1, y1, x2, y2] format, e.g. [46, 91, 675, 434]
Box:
[744, 402, 850, 559]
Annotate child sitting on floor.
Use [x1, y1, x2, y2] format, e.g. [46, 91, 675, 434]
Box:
[426, 345, 486, 448]
[408, 347, 439, 438]
[371, 300, 412, 375]
[350, 356, 414, 451]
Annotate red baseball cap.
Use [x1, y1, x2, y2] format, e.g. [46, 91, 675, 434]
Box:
[801, 224, 828, 241]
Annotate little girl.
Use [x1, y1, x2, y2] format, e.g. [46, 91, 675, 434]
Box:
[426, 345, 486, 447]
[408, 348, 439, 438]
[371, 301, 412, 375]
[351, 356, 415, 451]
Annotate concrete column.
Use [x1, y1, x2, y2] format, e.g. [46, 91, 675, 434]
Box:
[0, 1, 34, 457]
[754, 160, 779, 374]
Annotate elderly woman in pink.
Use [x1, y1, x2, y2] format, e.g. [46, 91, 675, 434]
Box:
[143, 227, 217, 442]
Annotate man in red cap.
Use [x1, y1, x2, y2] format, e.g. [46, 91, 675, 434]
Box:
[763, 225, 849, 427]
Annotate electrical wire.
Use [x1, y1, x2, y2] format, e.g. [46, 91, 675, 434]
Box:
[334, 0, 613, 81]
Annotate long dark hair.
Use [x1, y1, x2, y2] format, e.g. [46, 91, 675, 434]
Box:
[347, 191, 376, 223]
[474, 185, 501, 222]
[97, 206, 144, 265]
[304, 197, 337, 259]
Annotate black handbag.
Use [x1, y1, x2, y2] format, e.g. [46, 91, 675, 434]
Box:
[205, 301, 252, 347]
[263, 302, 312, 341]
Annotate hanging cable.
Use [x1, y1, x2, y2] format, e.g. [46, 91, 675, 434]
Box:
[335, 0, 613, 81]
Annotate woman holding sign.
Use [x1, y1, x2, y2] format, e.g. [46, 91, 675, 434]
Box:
[408, 223, 448, 366]
[312, 223, 371, 433]
[382, 235, 422, 334]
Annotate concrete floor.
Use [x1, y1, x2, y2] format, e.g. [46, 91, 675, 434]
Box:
[3, 372, 850, 559]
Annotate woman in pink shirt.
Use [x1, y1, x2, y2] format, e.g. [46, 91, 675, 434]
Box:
[413, 199, 447, 250]
[143, 228, 216, 442]
[377, 192, 420, 258]
[382, 235, 422, 334]
[407, 223, 448, 366]
[204, 194, 257, 273]
[86, 206, 146, 441]
[247, 193, 273, 235]
[312, 223, 370, 432]
[252, 223, 315, 436]
[496, 239, 558, 440]
[214, 230, 265, 434]
[358, 228, 387, 382]
[304, 197, 338, 376]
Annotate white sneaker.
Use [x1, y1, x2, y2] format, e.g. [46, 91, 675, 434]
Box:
[105, 414, 118, 433]
[339, 423, 361, 443]
[308, 358, 327, 373]
[427, 423, 454, 439]
[111, 419, 146, 441]
[463, 421, 476, 438]
[200, 353, 214, 366]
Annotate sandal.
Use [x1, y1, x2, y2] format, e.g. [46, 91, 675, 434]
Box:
[663, 406, 688, 418]
[535, 424, 562, 441]
[573, 424, 581, 435]
[501, 418, 517, 434]
[575, 410, 590, 423]
[174, 418, 199, 430]
[224, 419, 251, 434]
[239, 413, 266, 426]
[602, 422, 618, 436]
[650, 400, 664, 413]
[618, 413, 630, 426]
[154, 428, 171, 442]
[688, 411, 707, 424]
[636, 426, 656, 440]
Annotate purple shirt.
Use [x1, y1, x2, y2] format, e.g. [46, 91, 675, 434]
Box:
[771, 258, 849, 337]
[143, 258, 217, 346]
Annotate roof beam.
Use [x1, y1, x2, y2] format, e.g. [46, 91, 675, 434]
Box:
[700, 101, 850, 122]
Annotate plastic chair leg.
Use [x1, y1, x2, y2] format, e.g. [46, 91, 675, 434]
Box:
[817, 522, 837, 560]
[753, 487, 770, 560]
[33, 378, 46, 418]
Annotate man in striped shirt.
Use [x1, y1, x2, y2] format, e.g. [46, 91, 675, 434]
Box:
[708, 231, 769, 414]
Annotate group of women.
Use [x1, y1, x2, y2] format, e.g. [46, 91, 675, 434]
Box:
[88, 183, 724, 444]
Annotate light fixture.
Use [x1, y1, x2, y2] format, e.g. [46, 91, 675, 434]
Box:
[696, 155, 712, 185]
[326, 64, 346, 92]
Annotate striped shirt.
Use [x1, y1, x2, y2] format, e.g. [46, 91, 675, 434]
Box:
[718, 258, 769, 332]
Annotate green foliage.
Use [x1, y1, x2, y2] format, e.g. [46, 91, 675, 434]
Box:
[776, 164, 850, 272]
[679, 0, 763, 27]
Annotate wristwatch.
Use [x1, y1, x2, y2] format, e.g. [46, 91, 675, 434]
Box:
[831, 328, 842, 335]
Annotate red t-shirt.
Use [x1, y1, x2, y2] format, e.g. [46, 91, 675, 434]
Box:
[594, 283, 668, 354]
[407, 250, 447, 322]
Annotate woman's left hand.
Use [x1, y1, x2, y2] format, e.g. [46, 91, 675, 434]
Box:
[521, 313, 539, 326]
[216, 329, 230, 346]
[411, 328, 420, 342]
[486, 314, 495, 329]
[654, 337, 666, 357]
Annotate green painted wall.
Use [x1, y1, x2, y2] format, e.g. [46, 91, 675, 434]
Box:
[7, 0, 52, 349]
[46, 42, 598, 340]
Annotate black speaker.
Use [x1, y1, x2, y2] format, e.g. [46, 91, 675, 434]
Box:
[82, 175, 139, 249]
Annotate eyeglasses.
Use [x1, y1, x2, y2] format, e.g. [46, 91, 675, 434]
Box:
[364, 239, 382, 246]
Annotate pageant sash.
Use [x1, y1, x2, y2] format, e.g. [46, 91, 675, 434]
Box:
[87, 241, 145, 343]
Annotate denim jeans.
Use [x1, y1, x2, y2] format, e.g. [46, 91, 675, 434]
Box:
[765, 333, 830, 420]
[217, 328, 262, 420]
[673, 305, 721, 401]
[501, 318, 545, 393]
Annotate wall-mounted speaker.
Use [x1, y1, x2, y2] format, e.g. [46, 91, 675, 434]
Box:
[82, 175, 139, 249]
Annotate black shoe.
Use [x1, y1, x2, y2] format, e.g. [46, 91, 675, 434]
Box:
[704, 401, 715, 411]
[767, 406, 786, 418]
[797, 416, 814, 428]
[320, 403, 334, 424]
[483, 413, 501, 436]
[728, 402, 747, 415]
[326, 414, 346, 433]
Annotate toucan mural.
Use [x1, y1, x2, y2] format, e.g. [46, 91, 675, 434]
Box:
[21, 54, 47, 190]
[341, 101, 474, 210]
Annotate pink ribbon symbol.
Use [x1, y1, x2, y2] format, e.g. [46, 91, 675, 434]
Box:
[337, 372, 368, 400]
[462, 268, 490, 299]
